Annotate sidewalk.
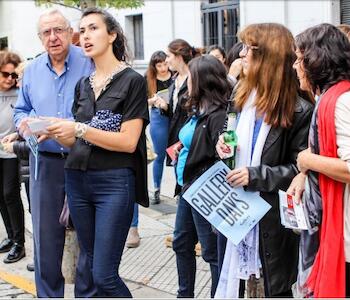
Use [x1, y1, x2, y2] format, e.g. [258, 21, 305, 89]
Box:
[0, 162, 211, 298]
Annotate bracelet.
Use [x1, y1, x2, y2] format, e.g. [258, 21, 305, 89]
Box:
[74, 122, 88, 138]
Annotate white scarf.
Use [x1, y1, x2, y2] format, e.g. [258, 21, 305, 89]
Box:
[215, 90, 271, 298]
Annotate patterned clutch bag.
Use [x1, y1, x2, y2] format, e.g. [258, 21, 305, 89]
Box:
[84, 110, 122, 145]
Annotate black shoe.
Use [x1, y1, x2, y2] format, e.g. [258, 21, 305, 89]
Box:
[26, 263, 34, 272]
[0, 238, 13, 253]
[151, 189, 160, 205]
[3, 243, 25, 264]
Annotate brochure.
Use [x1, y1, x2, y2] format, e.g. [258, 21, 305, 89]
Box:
[156, 89, 170, 104]
[279, 190, 310, 230]
[27, 119, 51, 134]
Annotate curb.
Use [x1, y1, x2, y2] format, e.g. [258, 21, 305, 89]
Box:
[0, 269, 36, 295]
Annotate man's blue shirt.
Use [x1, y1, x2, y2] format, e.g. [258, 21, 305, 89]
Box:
[14, 45, 94, 153]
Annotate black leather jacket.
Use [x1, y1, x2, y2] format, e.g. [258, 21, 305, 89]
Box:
[175, 106, 227, 196]
[166, 78, 189, 166]
[245, 96, 314, 296]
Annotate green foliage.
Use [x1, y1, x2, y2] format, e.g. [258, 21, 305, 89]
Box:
[35, 0, 144, 10]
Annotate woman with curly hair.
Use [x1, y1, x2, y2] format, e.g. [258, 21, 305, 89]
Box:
[288, 23, 350, 298]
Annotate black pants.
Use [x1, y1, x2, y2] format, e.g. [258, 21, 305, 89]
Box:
[346, 262, 350, 298]
[0, 158, 24, 246]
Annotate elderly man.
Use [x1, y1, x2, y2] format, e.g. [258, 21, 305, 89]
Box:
[14, 9, 95, 297]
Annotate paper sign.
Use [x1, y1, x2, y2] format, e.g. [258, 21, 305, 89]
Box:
[27, 119, 51, 134]
[279, 190, 310, 230]
[182, 161, 271, 246]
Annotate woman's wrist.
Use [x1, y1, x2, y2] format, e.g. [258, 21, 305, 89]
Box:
[74, 122, 88, 138]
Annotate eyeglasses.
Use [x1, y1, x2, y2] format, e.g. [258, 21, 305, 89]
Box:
[241, 44, 259, 56]
[0, 71, 18, 79]
[38, 26, 69, 38]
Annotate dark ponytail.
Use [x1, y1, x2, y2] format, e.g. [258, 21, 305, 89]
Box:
[168, 39, 202, 64]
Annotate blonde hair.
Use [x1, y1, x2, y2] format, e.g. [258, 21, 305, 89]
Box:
[235, 23, 299, 128]
[15, 61, 27, 78]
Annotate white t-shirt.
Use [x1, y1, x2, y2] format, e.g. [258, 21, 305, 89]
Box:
[335, 91, 350, 262]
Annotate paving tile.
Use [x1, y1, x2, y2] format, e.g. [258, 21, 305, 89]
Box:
[0, 284, 14, 291]
[0, 289, 27, 297]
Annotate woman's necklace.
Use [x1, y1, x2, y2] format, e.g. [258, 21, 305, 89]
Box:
[89, 63, 127, 98]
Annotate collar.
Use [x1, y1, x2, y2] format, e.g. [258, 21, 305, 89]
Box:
[45, 44, 72, 71]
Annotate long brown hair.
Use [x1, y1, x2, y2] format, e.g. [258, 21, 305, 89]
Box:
[146, 51, 167, 97]
[186, 55, 231, 115]
[235, 23, 299, 128]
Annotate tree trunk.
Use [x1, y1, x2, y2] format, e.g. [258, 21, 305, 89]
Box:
[79, 0, 97, 9]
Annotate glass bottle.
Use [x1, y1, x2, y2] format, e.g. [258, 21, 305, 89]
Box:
[223, 112, 238, 169]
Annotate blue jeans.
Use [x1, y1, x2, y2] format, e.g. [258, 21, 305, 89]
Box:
[30, 154, 96, 298]
[131, 203, 138, 227]
[173, 196, 218, 298]
[217, 231, 227, 276]
[65, 168, 135, 297]
[150, 108, 169, 189]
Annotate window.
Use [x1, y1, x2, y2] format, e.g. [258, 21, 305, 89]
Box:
[341, 0, 350, 24]
[201, 0, 239, 53]
[125, 14, 144, 60]
[0, 37, 8, 50]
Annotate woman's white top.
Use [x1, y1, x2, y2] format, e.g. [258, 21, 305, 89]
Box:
[0, 89, 17, 159]
[335, 91, 350, 262]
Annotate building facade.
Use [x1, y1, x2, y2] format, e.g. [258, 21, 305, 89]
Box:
[0, 0, 346, 73]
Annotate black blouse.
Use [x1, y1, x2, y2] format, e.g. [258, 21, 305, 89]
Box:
[65, 67, 150, 207]
[156, 77, 173, 92]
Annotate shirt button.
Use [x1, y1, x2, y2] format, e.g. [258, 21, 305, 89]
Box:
[60, 147, 64, 151]
[67, 67, 70, 70]
[57, 112, 61, 115]
[55, 77, 58, 80]
[266, 252, 271, 258]
[263, 232, 269, 238]
[58, 93, 62, 97]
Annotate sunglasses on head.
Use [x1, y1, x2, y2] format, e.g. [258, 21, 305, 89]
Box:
[0, 71, 18, 79]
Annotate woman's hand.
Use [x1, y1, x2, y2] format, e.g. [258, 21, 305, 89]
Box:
[228, 58, 243, 79]
[1, 132, 18, 144]
[286, 173, 306, 203]
[155, 97, 168, 111]
[46, 120, 76, 141]
[297, 147, 312, 174]
[148, 95, 157, 106]
[226, 167, 249, 187]
[2, 142, 14, 154]
[173, 142, 183, 158]
[216, 134, 232, 159]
